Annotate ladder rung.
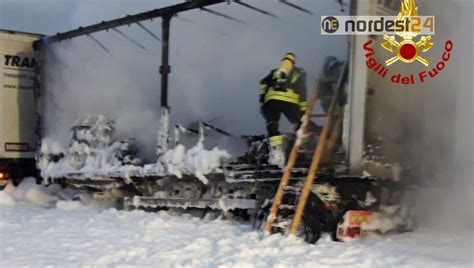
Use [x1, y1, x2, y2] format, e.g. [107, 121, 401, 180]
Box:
[279, 204, 295, 210]
[310, 113, 326, 118]
[297, 150, 314, 154]
[272, 220, 290, 229]
[284, 185, 302, 192]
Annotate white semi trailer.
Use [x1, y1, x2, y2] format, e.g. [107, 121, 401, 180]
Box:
[0, 29, 41, 186]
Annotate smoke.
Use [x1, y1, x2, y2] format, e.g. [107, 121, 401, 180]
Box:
[42, 37, 162, 160]
[412, 0, 474, 230]
[40, 0, 348, 160]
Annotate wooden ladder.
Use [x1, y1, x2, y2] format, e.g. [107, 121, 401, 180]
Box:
[264, 62, 347, 236]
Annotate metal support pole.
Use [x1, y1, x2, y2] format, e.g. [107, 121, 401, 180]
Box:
[157, 15, 172, 159]
[160, 15, 171, 108]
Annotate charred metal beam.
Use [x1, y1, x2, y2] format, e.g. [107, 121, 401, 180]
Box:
[160, 15, 171, 108]
[202, 122, 233, 137]
[234, 0, 277, 18]
[201, 7, 246, 24]
[112, 28, 148, 51]
[136, 22, 161, 42]
[279, 0, 313, 15]
[176, 124, 199, 135]
[34, 0, 225, 48]
[87, 35, 110, 53]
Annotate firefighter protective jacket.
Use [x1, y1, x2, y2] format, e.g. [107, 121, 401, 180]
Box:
[259, 67, 308, 112]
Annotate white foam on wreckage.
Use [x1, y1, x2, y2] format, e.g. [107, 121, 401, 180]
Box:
[39, 113, 230, 182]
[155, 142, 231, 184]
[40, 139, 231, 184]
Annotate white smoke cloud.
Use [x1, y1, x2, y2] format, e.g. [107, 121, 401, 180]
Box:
[412, 0, 473, 230]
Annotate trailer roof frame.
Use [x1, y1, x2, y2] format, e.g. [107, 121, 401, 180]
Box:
[33, 0, 233, 109]
[32, 0, 315, 107]
[33, 0, 226, 48]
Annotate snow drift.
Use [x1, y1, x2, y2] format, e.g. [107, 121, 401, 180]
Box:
[1, 198, 472, 267]
[1, 177, 59, 207]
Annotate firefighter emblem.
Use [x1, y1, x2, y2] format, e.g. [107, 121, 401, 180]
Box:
[381, 0, 434, 67]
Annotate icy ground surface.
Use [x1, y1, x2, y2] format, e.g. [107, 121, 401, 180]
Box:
[0, 182, 472, 267]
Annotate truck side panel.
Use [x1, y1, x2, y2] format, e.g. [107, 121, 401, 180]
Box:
[0, 31, 39, 160]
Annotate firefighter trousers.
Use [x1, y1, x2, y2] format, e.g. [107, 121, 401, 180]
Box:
[261, 100, 303, 140]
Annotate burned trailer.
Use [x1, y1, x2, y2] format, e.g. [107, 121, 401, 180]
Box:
[33, 0, 413, 243]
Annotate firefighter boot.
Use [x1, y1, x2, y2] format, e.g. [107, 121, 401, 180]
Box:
[269, 144, 286, 168]
[268, 135, 286, 168]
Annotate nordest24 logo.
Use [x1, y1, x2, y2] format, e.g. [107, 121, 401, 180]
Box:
[322, 0, 453, 85]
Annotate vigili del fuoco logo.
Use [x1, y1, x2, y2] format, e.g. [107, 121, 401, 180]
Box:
[363, 0, 453, 85]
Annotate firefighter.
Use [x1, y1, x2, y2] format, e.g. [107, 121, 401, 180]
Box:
[259, 53, 308, 167]
[318, 56, 346, 113]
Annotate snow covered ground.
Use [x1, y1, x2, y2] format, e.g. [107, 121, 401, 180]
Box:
[0, 180, 472, 267]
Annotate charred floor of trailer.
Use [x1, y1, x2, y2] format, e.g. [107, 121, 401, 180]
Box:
[36, 113, 413, 243]
[42, 132, 411, 243]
